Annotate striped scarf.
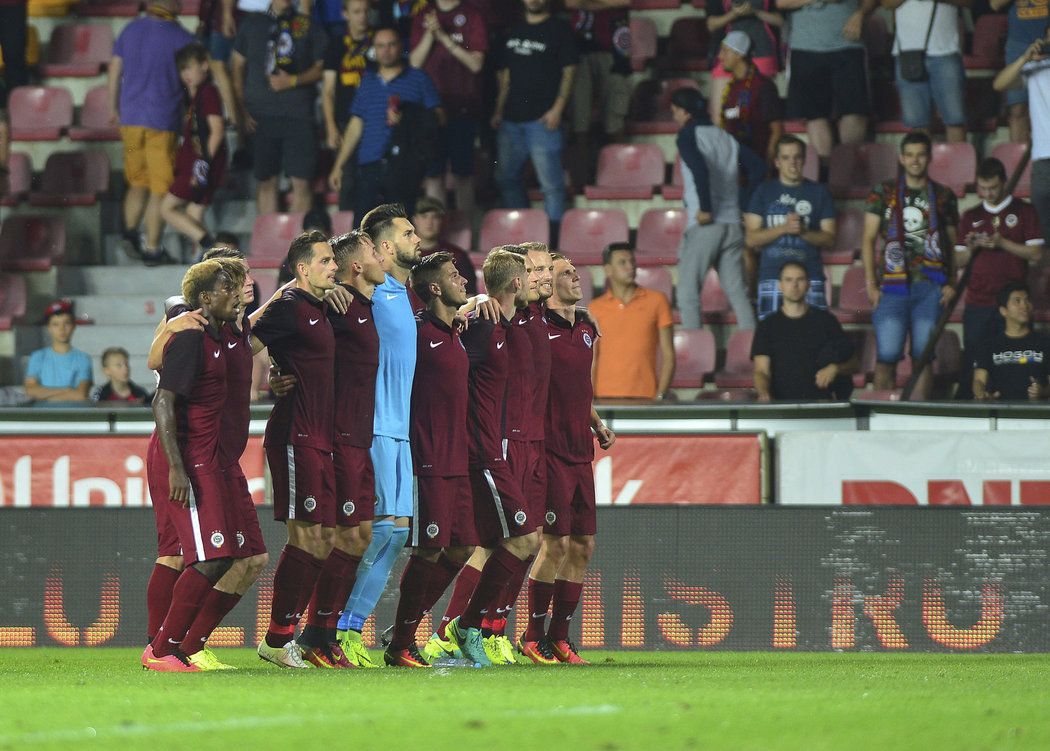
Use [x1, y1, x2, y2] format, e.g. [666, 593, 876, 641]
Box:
[881, 177, 946, 295]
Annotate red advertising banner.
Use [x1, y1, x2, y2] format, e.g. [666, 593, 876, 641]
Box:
[0, 436, 267, 507]
[595, 434, 764, 505]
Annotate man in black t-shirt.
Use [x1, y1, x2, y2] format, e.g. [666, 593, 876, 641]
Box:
[973, 282, 1050, 401]
[751, 261, 855, 401]
[492, 0, 579, 226]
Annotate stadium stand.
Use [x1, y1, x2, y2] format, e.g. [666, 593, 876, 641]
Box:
[828, 142, 899, 200]
[68, 85, 121, 142]
[635, 208, 685, 266]
[29, 151, 110, 207]
[831, 265, 874, 324]
[584, 144, 666, 200]
[7, 85, 74, 141]
[629, 18, 657, 72]
[634, 265, 674, 303]
[826, 209, 865, 266]
[657, 17, 709, 72]
[478, 209, 550, 252]
[0, 153, 32, 207]
[668, 328, 716, 388]
[249, 213, 307, 269]
[0, 216, 67, 272]
[40, 23, 112, 77]
[929, 142, 978, 197]
[559, 208, 630, 266]
[713, 329, 755, 389]
[0, 274, 28, 331]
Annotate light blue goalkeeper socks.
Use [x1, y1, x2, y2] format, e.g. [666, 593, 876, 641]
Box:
[337, 520, 409, 632]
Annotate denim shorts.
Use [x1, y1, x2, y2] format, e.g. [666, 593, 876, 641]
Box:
[207, 30, 233, 63]
[894, 52, 966, 128]
[872, 279, 942, 363]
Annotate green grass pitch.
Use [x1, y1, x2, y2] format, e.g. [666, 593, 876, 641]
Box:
[1, 649, 1048, 750]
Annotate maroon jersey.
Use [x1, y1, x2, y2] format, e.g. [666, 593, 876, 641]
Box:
[166, 300, 251, 468]
[461, 315, 510, 468]
[503, 308, 535, 440]
[408, 285, 426, 316]
[544, 309, 596, 464]
[956, 197, 1042, 308]
[252, 288, 335, 452]
[524, 301, 552, 441]
[156, 326, 227, 471]
[410, 1, 489, 120]
[175, 82, 226, 172]
[411, 310, 470, 476]
[330, 284, 380, 448]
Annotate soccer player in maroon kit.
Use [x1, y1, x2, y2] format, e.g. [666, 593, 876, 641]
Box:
[250, 231, 340, 669]
[442, 249, 534, 667]
[383, 251, 474, 667]
[294, 230, 386, 668]
[142, 260, 244, 672]
[526, 253, 615, 664]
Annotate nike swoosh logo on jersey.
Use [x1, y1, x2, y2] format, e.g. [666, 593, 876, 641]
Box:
[972, 219, 984, 226]
[309, 318, 319, 325]
[213, 350, 220, 358]
[357, 317, 369, 324]
[227, 341, 237, 349]
[386, 293, 398, 300]
[548, 334, 561, 339]
[497, 341, 505, 349]
[429, 340, 444, 348]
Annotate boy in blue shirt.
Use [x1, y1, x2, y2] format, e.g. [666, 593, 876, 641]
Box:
[24, 300, 92, 402]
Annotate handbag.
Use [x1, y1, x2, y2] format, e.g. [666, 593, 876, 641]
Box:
[898, 1, 938, 83]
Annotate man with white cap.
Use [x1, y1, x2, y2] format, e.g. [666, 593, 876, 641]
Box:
[718, 29, 783, 165]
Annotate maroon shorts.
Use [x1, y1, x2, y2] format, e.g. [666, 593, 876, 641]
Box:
[470, 463, 532, 547]
[506, 438, 546, 526]
[411, 474, 477, 549]
[151, 464, 240, 566]
[147, 436, 184, 558]
[224, 463, 267, 557]
[169, 149, 227, 206]
[334, 443, 376, 527]
[267, 444, 336, 526]
[544, 454, 596, 537]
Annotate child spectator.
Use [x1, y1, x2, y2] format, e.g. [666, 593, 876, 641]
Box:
[160, 43, 229, 262]
[24, 300, 92, 402]
[91, 347, 152, 404]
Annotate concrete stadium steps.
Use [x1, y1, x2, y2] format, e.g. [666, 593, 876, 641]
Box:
[49, 323, 158, 357]
[67, 294, 169, 325]
[58, 264, 189, 296]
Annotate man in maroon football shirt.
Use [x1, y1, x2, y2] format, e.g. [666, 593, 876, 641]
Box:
[526, 253, 614, 665]
[295, 230, 387, 668]
[250, 231, 340, 669]
[383, 251, 474, 667]
[440, 249, 535, 667]
[142, 260, 243, 672]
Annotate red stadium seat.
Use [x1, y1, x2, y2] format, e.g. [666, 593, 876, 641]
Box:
[41, 24, 113, 77]
[803, 145, 820, 182]
[700, 268, 737, 325]
[826, 209, 865, 265]
[331, 211, 354, 236]
[630, 18, 657, 72]
[964, 13, 1007, 69]
[0, 152, 32, 207]
[856, 329, 915, 387]
[8, 86, 74, 141]
[443, 210, 472, 251]
[29, 151, 110, 206]
[713, 329, 755, 389]
[584, 143, 665, 200]
[627, 77, 699, 136]
[658, 18, 710, 72]
[828, 142, 898, 199]
[635, 265, 673, 302]
[636, 208, 685, 265]
[934, 329, 962, 380]
[964, 77, 1001, 133]
[991, 142, 1031, 198]
[478, 209, 549, 252]
[558, 208, 629, 266]
[929, 142, 976, 197]
[831, 265, 873, 323]
[0, 216, 67, 271]
[578, 268, 594, 305]
[661, 156, 683, 200]
[249, 212, 306, 269]
[68, 85, 121, 141]
[669, 328, 716, 388]
[0, 273, 28, 330]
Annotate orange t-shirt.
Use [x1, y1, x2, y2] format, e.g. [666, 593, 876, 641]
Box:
[590, 285, 673, 399]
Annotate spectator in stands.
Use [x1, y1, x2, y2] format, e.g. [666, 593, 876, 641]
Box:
[885, 0, 968, 144]
[413, 196, 478, 295]
[715, 30, 783, 166]
[160, 43, 229, 264]
[322, 0, 374, 210]
[973, 281, 1050, 400]
[109, 0, 196, 265]
[954, 157, 1044, 397]
[410, 0, 488, 217]
[564, 0, 631, 187]
[992, 0, 1048, 142]
[303, 207, 333, 236]
[232, 0, 328, 214]
[375, 0, 429, 43]
[994, 25, 1050, 245]
[751, 260, 855, 401]
[589, 242, 676, 399]
[492, 0, 579, 232]
[304, 0, 350, 37]
[706, 3, 783, 133]
[776, 0, 875, 173]
[744, 135, 836, 320]
[24, 300, 92, 403]
[197, 0, 239, 128]
[0, 0, 28, 181]
[329, 26, 442, 222]
[862, 131, 958, 399]
[670, 87, 757, 331]
[91, 347, 151, 404]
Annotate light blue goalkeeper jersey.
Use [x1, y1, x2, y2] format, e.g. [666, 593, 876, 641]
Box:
[372, 273, 417, 440]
